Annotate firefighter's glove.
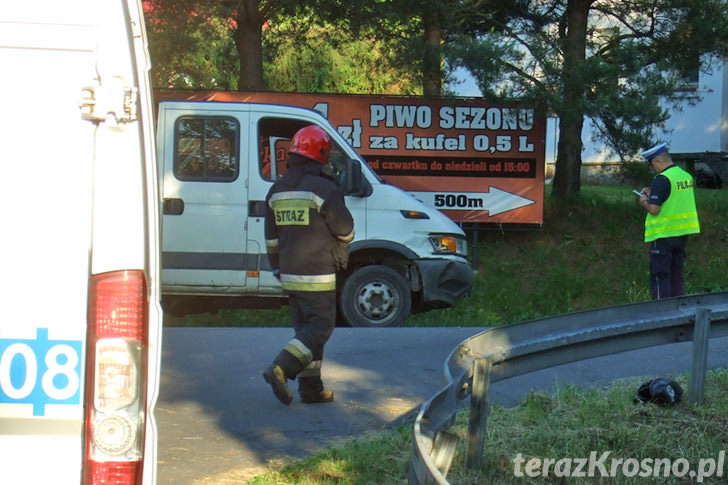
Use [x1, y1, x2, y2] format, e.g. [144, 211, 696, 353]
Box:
[333, 241, 350, 270]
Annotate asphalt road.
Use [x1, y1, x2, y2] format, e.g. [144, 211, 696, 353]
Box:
[155, 327, 728, 484]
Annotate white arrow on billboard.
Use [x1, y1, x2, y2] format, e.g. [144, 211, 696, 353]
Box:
[408, 187, 535, 216]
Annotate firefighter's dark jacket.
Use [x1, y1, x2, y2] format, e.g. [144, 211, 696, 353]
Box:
[265, 155, 355, 292]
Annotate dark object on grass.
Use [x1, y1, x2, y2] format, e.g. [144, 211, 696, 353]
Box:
[633, 378, 683, 406]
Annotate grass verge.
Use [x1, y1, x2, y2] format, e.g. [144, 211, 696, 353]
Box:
[248, 369, 728, 484]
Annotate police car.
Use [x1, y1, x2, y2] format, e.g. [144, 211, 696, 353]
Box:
[0, 0, 162, 483]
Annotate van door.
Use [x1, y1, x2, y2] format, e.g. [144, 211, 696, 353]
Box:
[159, 106, 249, 292]
[245, 110, 345, 291]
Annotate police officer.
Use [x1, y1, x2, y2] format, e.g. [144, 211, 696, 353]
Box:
[638, 143, 700, 300]
[262, 125, 354, 405]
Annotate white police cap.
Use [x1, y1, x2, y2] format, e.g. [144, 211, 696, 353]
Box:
[641, 142, 669, 162]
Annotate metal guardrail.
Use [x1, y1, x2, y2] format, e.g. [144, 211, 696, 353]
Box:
[409, 291, 728, 484]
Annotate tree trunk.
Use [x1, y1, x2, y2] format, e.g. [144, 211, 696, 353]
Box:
[422, 10, 442, 96]
[551, 0, 591, 199]
[553, 116, 585, 198]
[234, 0, 265, 91]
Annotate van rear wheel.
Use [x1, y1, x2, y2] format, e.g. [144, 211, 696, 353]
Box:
[339, 265, 411, 327]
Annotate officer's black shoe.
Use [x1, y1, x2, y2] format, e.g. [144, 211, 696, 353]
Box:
[300, 389, 334, 404]
[263, 364, 293, 405]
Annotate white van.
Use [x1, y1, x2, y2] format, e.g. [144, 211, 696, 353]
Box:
[0, 1, 162, 483]
[157, 100, 473, 327]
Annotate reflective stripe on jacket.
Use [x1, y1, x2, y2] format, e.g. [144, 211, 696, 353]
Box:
[644, 166, 700, 242]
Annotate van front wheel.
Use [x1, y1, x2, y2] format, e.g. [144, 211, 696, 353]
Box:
[339, 266, 411, 327]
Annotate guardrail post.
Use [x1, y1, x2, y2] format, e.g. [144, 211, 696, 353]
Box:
[689, 308, 711, 404]
[465, 357, 492, 469]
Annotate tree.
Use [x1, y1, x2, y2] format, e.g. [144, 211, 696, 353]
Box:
[446, 0, 728, 199]
[311, 0, 443, 95]
[143, 0, 290, 91]
[143, 0, 424, 93]
[143, 0, 238, 89]
[262, 17, 420, 94]
[382, 0, 520, 96]
[145, 0, 525, 98]
[232, 0, 268, 91]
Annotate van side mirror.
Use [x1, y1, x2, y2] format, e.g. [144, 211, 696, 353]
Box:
[341, 158, 372, 197]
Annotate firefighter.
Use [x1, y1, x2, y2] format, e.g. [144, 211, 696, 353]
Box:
[638, 142, 700, 300]
[262, 125, 354, 405]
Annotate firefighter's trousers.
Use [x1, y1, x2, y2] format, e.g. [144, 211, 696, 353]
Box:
[273, 290, 336, 397]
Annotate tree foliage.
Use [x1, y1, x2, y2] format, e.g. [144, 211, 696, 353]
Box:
[143, 0, 239, 89]
[142, 0, 507, 95]
[143, 0, 423, 94]
[446, 0, 728, 199]
[143, 0, 295, 90]
[262, 15, 420, 94]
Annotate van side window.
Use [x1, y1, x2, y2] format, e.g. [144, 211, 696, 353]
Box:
[257, 117, 348, 183]
[258, 117, 306, 181]
[175, 117, 239, 181]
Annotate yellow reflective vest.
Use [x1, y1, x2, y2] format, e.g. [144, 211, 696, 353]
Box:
[644, 166, 700, 242]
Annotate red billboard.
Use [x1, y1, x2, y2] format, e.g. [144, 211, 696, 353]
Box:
[157, 91, 545, 225]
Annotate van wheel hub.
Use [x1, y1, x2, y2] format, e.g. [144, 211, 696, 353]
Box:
[359, 282, 395, 318]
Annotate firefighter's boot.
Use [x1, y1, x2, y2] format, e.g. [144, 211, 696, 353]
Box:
[298, 375, 334, 404]
[262, 364, 292, 405]
[263, 347, 307, 405]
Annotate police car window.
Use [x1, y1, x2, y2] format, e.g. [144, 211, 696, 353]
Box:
[174, 116, 239, 182]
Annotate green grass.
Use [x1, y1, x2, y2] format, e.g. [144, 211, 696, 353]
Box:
[166, 184, 728, 328]
[459, 371, 728, 484]
[243, 369, 728, 484]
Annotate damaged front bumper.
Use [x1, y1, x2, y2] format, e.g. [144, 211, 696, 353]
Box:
[415, 259, 473, 308]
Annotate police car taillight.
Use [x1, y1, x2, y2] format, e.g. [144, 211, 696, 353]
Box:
[83, 270, 149, 485]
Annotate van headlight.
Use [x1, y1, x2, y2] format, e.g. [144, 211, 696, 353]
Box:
[428, 234, 468, 257]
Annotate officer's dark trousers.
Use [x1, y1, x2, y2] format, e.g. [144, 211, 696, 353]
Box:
[275, 290, 336, 396]
[649, 236, 687, 300]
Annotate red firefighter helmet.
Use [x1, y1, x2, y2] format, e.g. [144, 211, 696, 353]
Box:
[289, 125, 332, 164]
